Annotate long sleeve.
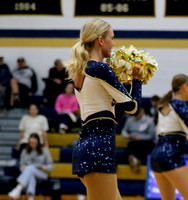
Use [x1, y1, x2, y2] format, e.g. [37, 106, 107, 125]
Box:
[170, 100, 188, 127]
[85, 61, 142, 115]
[70, 96, 79, 113]
[43, 148, 54, 172]
[30, 68, 38, 93]
[121, 115, 156, 141]
[19, 149, 27, 171]
[136, 120, 156, 140]
[170, 100, 188, 134]
[0, 64, 12, 85]
[121, 118, 131, 137]
[55, 94, 63, 113]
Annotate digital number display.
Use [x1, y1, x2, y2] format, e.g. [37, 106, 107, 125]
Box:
[0, 0, 62, 15]
[165, 0, 188, 16]
[75, 0, 155, 17]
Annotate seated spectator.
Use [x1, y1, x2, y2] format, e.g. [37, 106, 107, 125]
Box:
[43, 59, 69, 107]
[55, 83, 79, 133]
[145, 95, 160, 124]
[16, 104, 49, 153]
[10, 57, 38, 108]
[121, 108, 156, 172]
[8, 133, 54, 200]
[0, 56, 12, 111]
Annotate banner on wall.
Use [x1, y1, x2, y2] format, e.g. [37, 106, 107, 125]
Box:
[165, 0, 188, 16]
[75, 0, 155, 17]
[0, 0, 62, 16]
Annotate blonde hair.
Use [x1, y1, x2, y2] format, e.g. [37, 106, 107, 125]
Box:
[158, 74, 188, 108]
[66, 18, 111, 80]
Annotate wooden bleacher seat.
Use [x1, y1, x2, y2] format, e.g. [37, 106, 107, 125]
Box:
[47, 133, 129, 148]
[46, 133, 146, 198]
[49, 148, 60, 162]
[49, 163, 146, 181]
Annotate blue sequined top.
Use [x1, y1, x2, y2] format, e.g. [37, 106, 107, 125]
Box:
[75, 60, 142, 124]
[170, 99, 188, 127]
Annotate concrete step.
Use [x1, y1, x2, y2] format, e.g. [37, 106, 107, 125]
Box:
[0, 119, 20, 127]
[0, 140, 17, 146]
[0, 155, 12, 160]
[0, 147, 12, 154]
[0, 159, 17, 167]
[0, 131, 20, 135]
[0, 133, 19, 141]
[0, 127, 19, 132]
[0, 129, 20, 134]
[0, 108, 27, 119]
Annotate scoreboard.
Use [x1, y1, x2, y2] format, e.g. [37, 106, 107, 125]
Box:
[0, 0, 62, 15]
[75, 0, 155, 17]
[165, 0, 188, 16]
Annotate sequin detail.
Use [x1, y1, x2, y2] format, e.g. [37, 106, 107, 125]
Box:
[170, 99, 188, 127]
[86, 60, 130, 97]
[72, 119, 116, 177]
[150, 135, 186, 172]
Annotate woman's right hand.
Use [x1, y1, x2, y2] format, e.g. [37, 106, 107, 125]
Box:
[132, 66, 142, 80]
[132, 72, 142, 80]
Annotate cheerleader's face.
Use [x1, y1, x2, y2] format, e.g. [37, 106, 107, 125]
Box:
[100, 28, 115, 58]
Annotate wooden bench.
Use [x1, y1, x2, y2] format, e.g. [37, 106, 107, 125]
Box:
[49, 163, 146, 181]
[47, 134, 129, 148]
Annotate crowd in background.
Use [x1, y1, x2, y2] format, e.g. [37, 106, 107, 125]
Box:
[0, 56, 161, 196]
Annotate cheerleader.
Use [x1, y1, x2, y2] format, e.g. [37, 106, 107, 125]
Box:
[66, 18, 142, 200]
[150, 74, 188, 200]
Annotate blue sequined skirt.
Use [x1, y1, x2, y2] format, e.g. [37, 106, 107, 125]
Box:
[150, 135, 186, 172]
[72, 119, 116, 177]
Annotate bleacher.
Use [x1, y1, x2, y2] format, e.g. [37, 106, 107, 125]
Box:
[0, 107, 148, 200]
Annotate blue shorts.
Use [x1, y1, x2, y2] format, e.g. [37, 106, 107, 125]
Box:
[72, 119, 116, 177]
[150, 135, 186, 172]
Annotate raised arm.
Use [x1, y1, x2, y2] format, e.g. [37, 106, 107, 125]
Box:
[85, 62, 142, 115]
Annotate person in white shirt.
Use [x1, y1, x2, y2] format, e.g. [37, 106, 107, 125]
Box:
[16, 104, 49, 152]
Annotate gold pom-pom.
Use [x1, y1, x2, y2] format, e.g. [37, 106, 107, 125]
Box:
[106, 45, 158, 84]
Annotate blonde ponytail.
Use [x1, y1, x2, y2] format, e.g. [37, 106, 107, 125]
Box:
[158, 74, 188, 109]
[158, 90, 173, 109]
[66, 18, 111, 80]
[66, 41, 89, 80]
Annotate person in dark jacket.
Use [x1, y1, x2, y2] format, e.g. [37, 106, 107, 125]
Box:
[10, 57, 38, 108]
[43, 59, 69, 107]
[0, 56, 12, 110]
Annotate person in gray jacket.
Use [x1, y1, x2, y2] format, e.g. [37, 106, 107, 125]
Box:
[8, 133, 54, 200]
[121, 108, 156, 172]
